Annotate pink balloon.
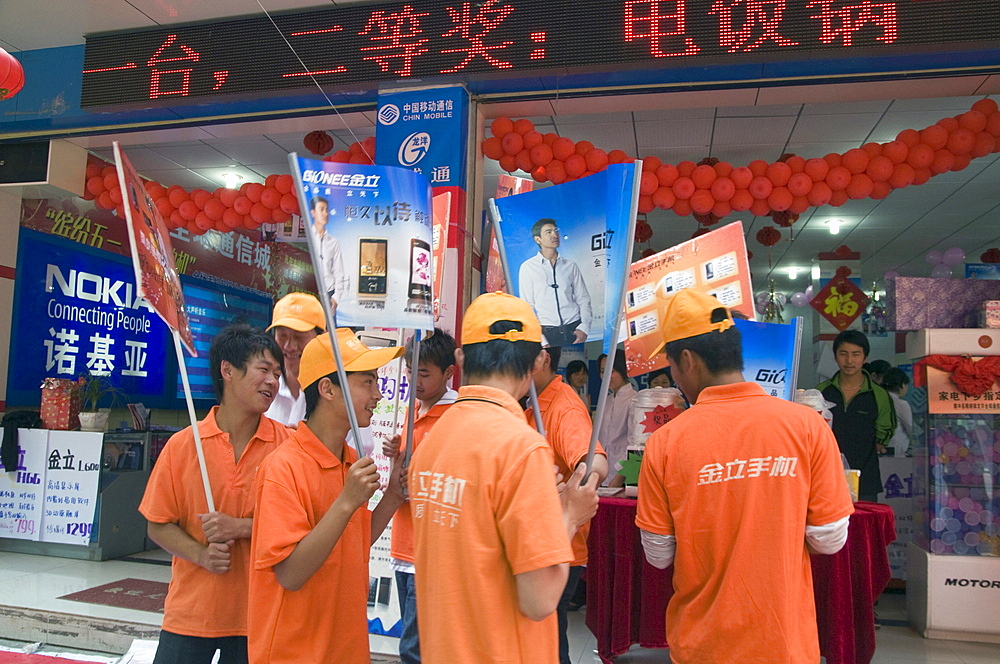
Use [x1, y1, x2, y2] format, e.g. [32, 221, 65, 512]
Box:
[755, 300, 768, 315]
[755, 292, 770, 306]
[931, 264, 952, 278]
[942, 246, 966, 266]
[804, 285, 814, 299]
[925, 250, 943, 265]
[790, 292, 809, 308]
[884, 270, 899, 280]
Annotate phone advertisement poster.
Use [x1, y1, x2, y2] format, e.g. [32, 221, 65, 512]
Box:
[492, 163, 639, 347]
[290, 156, 435, 331]
[113, 143, 196, 355]
[623, 221, 754, 376]
[736, 317, 802, 401]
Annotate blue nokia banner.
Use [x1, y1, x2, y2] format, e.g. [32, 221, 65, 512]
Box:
[7, 229, 173, 407]
[736, 317, 802, 401]
[374, 86, 470, 187]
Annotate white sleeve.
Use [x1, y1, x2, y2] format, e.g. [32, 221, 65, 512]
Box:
[640, 529, 676, 569]
[805, 515, 850, 555]
[518, 260, 533, 306]
[571, 262, 592, 334]
[331, 236, 349, 297]
[899, 400, 913, 438]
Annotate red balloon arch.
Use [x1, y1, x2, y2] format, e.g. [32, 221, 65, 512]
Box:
[83, 99, 999, 240]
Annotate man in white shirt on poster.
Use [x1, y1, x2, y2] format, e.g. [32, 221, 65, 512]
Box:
[518, 218, 592, 347]
[310, 196, 349, 310]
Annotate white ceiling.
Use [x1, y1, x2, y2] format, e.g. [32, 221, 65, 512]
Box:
[4, 1, 1000, 294]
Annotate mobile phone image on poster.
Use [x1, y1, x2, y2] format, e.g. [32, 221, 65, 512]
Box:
[623, 221, 754, 376]
[492, 163, 638, 346]
[290, 155, 435, 331]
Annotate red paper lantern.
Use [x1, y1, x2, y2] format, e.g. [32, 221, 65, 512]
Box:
[0, 48, 25, 101]
[303, 131, 333, 156]
[980, 248, 1000, 263]
[756, 226, 781, 247]
[635, 219, 653, 243]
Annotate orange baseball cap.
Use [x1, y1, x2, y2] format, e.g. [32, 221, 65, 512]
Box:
[268, 293, 326, 332]
[462, 292, 542, 345]
[298, 328, 404, 389]
[649, 288, 735, 357]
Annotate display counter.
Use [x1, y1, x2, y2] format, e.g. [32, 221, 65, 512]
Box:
[586, 496, 895, 664]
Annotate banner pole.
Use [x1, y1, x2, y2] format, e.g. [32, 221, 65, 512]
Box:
[173, 330, 215, 513]
[402, 330, 422, 471]
[487, 199, 546, 438]
[584, 161, 642, 476]
[389, 328, 407, 439]
[288, 152, 362, 456]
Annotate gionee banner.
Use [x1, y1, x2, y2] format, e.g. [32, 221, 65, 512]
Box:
[113, 143, 195, 354]
[486, 175, 534, 293]
[623, 221, 754, 376]
[290, 155, 435, 331]
[735, 317, 803, 401]
[492, 163, 640, 349]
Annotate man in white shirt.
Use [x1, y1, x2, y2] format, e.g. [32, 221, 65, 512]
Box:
[597, 351, 637, 485]
[518, 219, 592, 347]
[264, 293, 325, 426]
[311, 196, 349, 309]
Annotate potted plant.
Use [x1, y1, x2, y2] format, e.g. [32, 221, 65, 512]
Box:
[78, 373, 129, 432]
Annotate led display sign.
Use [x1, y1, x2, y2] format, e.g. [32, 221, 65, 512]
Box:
[81, 0, 1000, 108]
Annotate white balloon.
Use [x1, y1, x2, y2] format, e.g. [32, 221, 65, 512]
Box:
[931, 264, 952, 279]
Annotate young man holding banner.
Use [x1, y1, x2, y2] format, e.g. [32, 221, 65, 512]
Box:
[636, 289, 854, 664]
[526, 345, 608, 664]
[139, 324, 292, 664]
[409, 292, 599, 664]
[248, 329, 405, 664]
[517, 219, 592, 347]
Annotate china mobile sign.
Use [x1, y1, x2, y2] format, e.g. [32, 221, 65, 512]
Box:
[6, 229, 172, 408]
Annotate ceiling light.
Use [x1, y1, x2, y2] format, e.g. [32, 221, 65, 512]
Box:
[787, 266, 798, 279]
[827, 219, 842, 235]
[222, 172, 243, 189]
[811, 265, 821, 280]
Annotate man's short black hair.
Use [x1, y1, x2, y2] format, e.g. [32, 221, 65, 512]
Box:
[309, 195, 328, 211]
[598, 352, 629, 381]
[543, 346, 562, 372]
[531, 218, 558, 238]
[881, 368, 910, 393]
[303, 371, 343, 419]
[407, 327, 456, 373]
[832, 329, 870, 357]
[664, 308, 744, 374]
[864, 359, 892, 378]
[209, 323, 284, 400]
[462, 321, 542, 381]
[565, 359, 588, 378]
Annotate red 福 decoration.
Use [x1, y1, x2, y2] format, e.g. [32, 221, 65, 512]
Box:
[0, 48, 25, 101]
[303, 130, 334, 156]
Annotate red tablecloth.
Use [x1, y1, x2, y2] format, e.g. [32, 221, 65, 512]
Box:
[585, 497, 895, 664]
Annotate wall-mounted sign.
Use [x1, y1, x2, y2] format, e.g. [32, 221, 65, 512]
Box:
[6, 229, 172, 408]
[81, 0, 1000, 108]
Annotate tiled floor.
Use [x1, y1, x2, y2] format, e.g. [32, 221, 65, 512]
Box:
[0, 550, 998, 663]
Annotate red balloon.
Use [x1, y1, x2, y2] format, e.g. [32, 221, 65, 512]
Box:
[710, 177, 735, 201]
[498, 154, 517, 173]
[245, 183, 265, 203]
[765, 162, 792, 187]
[178, 200, 199, 221]
[937, 116, 960, 132]
[530, 166, 547, 183]
[513, 118, 535, 135]
[748, 176, 773, 200]
[260, 187, 282, 210]
[784, 155, 806, 173]
[750, 199, 771, 216]
[930, 149, 955, 174]
[204, 198, 226, 221]
[972, 99, 999, 116]
[730, 166, 753, 189]
[222, 209, 243, 229]
[86, 176, 106, 196]
[652, 186, 676, 209]
[155, 197, 175, 216]
[639, 171, 659, 196]
[896, 128, 920, 146]
[565, 154, 587, 178]
[329, 150, 351, 163]
[959, 111, 987, 133]
[823, 153, 843, 168]
[168, 211, 185, 229]
[656, 164, 679, 187]
[829, 190, 849, 207]
[280, 193, 300, 215]
[946, 128, 975, 155]
[912, 168, 932, 186]
[972, 132, 996, 157]
[194, 212, 214, 230]
[846, 174, 874, 200]
[219, 188, 240, 207]
[168, 188, 189, 208]
[671, 177, 696, 200]
[490, 117, 514, 137]
[642, 156, 662, 172]
[103, 173, 119, 191]
[787, 173, 812, 197]
[522, 131, 543, 149]
[250, 203, 272, 225]
[584, 148, 608, 172]
[530, 143, 554, 166]
[842, 148, 869, 175]
[575, 140, 595, 156]
[547, 161, 567, 185]
[542, 133, 560, 146]
[906, 143, 934, 169]
[275, 174, 294, 195]
[806, 182, 832, 207]
[888, 163, 915, 189]
[920, 125, 949, 150]
[514, 149, 534, 173]
[690, 189, 715, 215]
[191, 189, 212, 208]
[713, 161, 734, 178]
[607, 149, 630, 164]
[501, 133, 524, 156]
[672, 198, 692, 216]
[789, 196, 810, 214]
[871, 182, 892, 200]
[731, 189, 753, 211]
[951, 153, 972, 172]
[85, 162, 103, 180]
[233, 195, 253, 215]
[987, 112, 1000, 138]
[272, 207, 292, 224]
[96, 192, 115, 210]
[552, 138, 576, 161]
[637, 195, 655, 214]
[767, 187, 793, 212]
[825, 166, 852, 191]
[861, 142, 882, 158]
[711, 200, 733, 219]
[691, 164, 717, 189]
[483, 137, 504, 160]
[109, 187, 123, 205]
[865, 156, 894, 182]
[882, 141, 909, 165]
[803, 159, 829, 182]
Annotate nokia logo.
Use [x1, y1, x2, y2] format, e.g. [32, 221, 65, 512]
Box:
[45, 264, 145, 309]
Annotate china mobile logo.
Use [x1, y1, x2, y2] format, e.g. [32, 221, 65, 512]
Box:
[378, 104, 400, 125]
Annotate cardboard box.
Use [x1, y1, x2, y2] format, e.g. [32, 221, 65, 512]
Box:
[886, 277, 1000, 331]
[906, 328, 1000, 360]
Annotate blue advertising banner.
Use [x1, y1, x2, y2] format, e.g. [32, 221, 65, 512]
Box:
[175, 277, 273, 403]
[735, 317, 802, 401]
[290, 156, 435, 330]
[492, 163, 640, 348]
[7, 229, 172, 408]
[966, 263, 1000, 280]
[374, 86, 470, 187]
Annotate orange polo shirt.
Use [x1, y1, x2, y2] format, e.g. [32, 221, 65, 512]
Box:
[526, 375, 606, 566]
[390, 390, 456, 565]
[410, 385, 573, 664]
[636, 383, 854, 664]
[248, 422, 372, 664]
[138, 408, 291, 638]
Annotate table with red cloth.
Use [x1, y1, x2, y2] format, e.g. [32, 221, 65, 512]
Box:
[585, 497, 896, 664]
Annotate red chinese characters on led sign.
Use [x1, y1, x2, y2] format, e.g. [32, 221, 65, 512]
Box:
[143, 34, 229, 99]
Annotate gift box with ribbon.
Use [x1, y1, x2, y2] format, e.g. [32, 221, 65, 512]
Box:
[40, 377, 83, 430]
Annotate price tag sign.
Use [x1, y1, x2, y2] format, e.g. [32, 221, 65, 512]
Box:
[40, 431, 103, 546]
[0, 429, 48, 542]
